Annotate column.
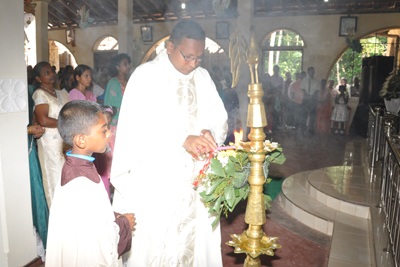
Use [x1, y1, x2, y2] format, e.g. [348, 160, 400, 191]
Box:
[0, 0, 37, 266]
[235, 0, 255, 140]
[118, 0, 134, 62]
[34, 0, 51, 62]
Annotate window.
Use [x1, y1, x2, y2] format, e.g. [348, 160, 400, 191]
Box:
[262, 30, 304, 77]
[95, 36, 118, 51]
[48, 40, 77, 72]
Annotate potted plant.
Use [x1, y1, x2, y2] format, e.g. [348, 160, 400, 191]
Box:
[380, 70, 400, 113]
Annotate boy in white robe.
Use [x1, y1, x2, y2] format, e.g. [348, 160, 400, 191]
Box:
[46, 100, 135, 266]
[111, 20, 228, 267]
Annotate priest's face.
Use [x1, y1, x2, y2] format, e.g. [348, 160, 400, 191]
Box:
[167, 37, 205, 75]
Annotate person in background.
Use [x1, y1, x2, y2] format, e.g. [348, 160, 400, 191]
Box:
[288, 72, 305, 130]
[104, 53, 131, 154]
[316, 79, 332, 134]
[212, 66, 225, 103]
[300, 67, 320, 134]
[60, 72, 74, 93]
[331, 85, 349, 135]
[27, 79, 48, 260]
[223, 66, 232, 88]
[94, 68, 111, 104]
[284, 72, 292, 99]
[270, 65, 285, 128]
[32, 61, 70, 208]
[284, 72, 293, 126]
[69, 65, 96, 102]
[350, 77, 361, 97]
[333, 77, 350, 95]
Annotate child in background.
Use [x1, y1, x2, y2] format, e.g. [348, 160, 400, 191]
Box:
[93, 105, 117, 199]
[331, 85, 349, 135]
[46, 100, 135, 266]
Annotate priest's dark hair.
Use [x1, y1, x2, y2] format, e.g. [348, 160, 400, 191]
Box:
[108, 53, 131, 78]
[58, 100, 105, 146]
[169, 20, 206, 46]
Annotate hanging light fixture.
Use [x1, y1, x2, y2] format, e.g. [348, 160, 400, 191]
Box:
[180, 0, 188, 10]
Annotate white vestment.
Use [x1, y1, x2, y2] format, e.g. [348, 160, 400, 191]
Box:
[46, 177, 120, 267]
[111, 49, 228, 267]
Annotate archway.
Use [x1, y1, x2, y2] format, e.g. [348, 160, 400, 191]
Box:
[93, 36, 119, 72]
[261, 29, 305, 78]
[140, 36, 229, 73]
[48, 40, 77, 73]
[328, 28, 400, 87]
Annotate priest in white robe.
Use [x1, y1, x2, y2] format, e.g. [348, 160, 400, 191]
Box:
[111, 20, 228, 267]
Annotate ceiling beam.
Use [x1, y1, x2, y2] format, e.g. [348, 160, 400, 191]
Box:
[47, 9, 65, 26]
[105, 0, 145, 21]
[49, 2, 71, 21]
[92, 0, 118, 19]
[134, 0, 157, 20]
[162, 0, 181, 18]
[193, 0, 208, 17]
[57, 0, 79, 20]
[147, 0, 164, 13]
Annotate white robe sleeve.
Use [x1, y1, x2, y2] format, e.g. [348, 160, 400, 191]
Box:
[46, 178, 119, 267]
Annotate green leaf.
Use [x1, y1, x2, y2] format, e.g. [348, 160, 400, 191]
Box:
[264, 194, 272, 209]
[228, 189, 246, 212]
[225, 160, 236, 178]
[233, 171, 246, 188]
[214, 195, 223, 213]
[229, 156, 239, 163]
[199, 191, 207, 198]
[210, 158, 225, 177]
[270, 151, 286, 165]
[206, 179, 224, 195]
[224, 183, 235, 208]
[211, 213, 221, 229]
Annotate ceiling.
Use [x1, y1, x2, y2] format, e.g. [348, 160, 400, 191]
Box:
[42, 0, 400, 30]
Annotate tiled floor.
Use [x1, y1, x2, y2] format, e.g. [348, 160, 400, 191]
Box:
[31, 131, 374, 267]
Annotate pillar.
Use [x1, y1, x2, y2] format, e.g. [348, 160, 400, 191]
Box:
[235, 0, 255, 141]
[118, 0, 134, 62]
[34, 0, 51, 62]
[0, 0, 37, 266]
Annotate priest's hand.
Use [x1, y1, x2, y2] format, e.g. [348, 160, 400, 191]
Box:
[183, 134, 217, 159]
[121, 213, 136, 231]
[200, 129, 216, 145]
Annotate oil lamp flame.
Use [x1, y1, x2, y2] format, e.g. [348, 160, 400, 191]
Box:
[234, 129, 243, 147]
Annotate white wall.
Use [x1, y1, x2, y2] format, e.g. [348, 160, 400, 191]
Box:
[49, 13, 400, 80]
[0, 0, 37, 266]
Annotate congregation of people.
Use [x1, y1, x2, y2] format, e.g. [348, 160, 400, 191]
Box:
[209, 63, 362, 137]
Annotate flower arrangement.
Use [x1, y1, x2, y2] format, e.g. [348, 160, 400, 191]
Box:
[193, 141, 286, 228]
[380, 70, 400, 100]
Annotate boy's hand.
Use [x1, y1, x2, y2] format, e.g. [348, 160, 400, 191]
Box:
[122, 213, 136, 231]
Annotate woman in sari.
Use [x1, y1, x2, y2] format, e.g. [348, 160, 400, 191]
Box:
[32, 61, 70, 208]
[28, 83, 49, 256]
[104, 53, 131, 153]
[316, 79, 332, 134]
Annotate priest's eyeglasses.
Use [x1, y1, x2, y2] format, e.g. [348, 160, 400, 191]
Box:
[178, 48, 204, 62]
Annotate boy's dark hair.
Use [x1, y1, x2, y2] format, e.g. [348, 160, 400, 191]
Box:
[108, 53, 131, 78]
[307, 67, 314, 72]
[72, 64, 92, 88]
[58, 100, 104, 146]
[169, 20, 206, 46]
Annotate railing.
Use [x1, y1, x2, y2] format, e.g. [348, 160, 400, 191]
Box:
[379, 120, 400, 267]
[368, 104, 398, 168]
